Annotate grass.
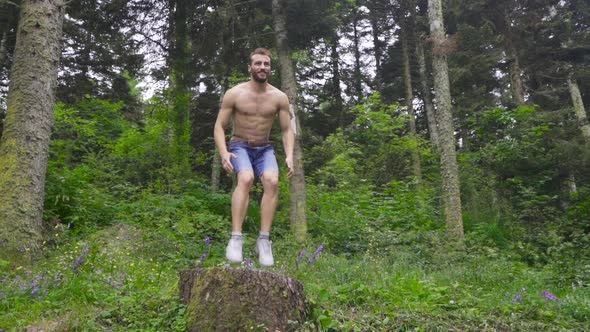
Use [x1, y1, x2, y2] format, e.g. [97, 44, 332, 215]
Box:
[1, 222, 588, 332]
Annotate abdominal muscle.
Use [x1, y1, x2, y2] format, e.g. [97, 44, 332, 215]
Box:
[232, 112, 275, 142]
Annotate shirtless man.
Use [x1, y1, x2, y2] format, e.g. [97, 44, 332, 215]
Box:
[214, 48, 294, 267]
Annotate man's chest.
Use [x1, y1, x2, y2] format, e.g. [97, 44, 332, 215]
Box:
[234, 94, 278, 118]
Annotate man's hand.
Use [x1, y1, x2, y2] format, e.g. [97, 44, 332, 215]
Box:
[286, 157, 294, 179]
[221, 151, 237, 173]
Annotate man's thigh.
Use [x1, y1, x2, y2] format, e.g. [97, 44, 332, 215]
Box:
[253, 146, 279, 178]
[228, 142, 253, 174]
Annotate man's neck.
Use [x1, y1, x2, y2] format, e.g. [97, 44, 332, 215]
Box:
[249, 80, 268, 93]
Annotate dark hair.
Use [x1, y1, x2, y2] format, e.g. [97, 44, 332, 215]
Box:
[249, 48, 271, 64]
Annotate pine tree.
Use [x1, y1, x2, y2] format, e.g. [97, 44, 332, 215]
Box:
[0, 0, 64, 259]
[273, 0, 307, 241]
[428, 0, 464, 244]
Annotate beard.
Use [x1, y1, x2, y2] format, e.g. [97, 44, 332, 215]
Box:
[252, 70, 268, 83]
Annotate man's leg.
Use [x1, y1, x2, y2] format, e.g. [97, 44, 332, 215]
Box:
[256, 171, 279, 267]
[259, 171, 279, 232]
[232, 170, 255, 232]
[226, 142, 254, 264]
[226, 170, 254, 264]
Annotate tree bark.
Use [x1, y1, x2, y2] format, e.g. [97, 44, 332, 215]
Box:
[211, 78, 229, 193]
[567, 73, 590, 143]
[368, 6, 383, 93]
[272, 0, 307, 241]
[169, 0, 192, 178]
[329, 32, 344, 129]
[180, 268, 306, 331]
[352, 12, 364, 102]
[427, 0, 464, 245]
[506, 36, 525, 105]
[0, 31, 7, 70]
[401, 28, 422, 182]
[0, 0, 64, 259]
[416, 33, 440, 149]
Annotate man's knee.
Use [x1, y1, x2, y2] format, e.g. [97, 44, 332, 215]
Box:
[261, 172, 279, 191]
[237, 171, 255, 188]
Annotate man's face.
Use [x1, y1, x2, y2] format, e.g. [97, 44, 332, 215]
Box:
[248, 54, 271, 83]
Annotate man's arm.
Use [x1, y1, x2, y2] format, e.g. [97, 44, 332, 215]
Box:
[278, 93, 295, 178]
[214, 89, 236, 173]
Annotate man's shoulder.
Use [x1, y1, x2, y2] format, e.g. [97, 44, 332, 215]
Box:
[267, 84, 288, 99]
[226, 82, 248, 94]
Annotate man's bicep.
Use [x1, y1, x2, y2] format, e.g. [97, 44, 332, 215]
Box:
[216, 94, 235, 127]
[279, 106, 292, 130]
[278, 93, 292, 119]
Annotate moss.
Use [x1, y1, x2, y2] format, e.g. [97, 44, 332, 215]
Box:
[184, 268, 305, 331]
[0, 137, 43, 259]
[0, 138, 21, 252]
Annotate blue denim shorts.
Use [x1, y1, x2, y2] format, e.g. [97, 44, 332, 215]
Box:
[229, 141, 279, 178]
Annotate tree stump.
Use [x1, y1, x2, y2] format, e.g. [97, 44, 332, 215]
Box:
[179, 268, 306, 332]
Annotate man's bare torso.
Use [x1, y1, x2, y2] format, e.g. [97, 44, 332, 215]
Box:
[230, 82, 284, 142]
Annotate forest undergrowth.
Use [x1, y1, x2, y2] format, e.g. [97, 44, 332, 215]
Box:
[1, 180, 588, 331]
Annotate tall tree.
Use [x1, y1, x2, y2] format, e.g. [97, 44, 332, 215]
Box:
[567, 72, 590, 143]
[211, 78, 228, 192]
[365, 0, 390, 94]
[328, 31, 345, 129]
[415, 33, 439, 148]
[57, 0, 143, 106]
[168, 0, 193, 177]
[0, 0, 64, 259]
[400, 0, 422, 181]
[272, 0, 307, 241]
[427, 0, 464, 244]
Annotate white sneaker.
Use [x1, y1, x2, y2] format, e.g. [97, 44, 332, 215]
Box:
[226, 237, 243, 264]
[256, 238, 274, 267]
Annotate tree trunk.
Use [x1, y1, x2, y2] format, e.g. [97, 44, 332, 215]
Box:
[567, 73, 590, 143]
[0, 0, 64, 259]
[416, 33, 439, 149]
[401, 28, 422, 182]
[352, 12, 363, 102]
[211, 78, 229, 193]
[329, 32, 344, 129]
[368, 8, 382, 93]
[272, 0, 307, 241]
[427, 0, 464, 245]
[0, 31, 7, 69]
[506, 36, 525, 105]
[179, 268, 306, 331]
[169, 0, 192, 178]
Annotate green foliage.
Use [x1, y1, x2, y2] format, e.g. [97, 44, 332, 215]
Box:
[295, 247, 590, 331]
[44, 163, 115, 229]
[306, 179, 440, 256]
[51, 98, 129, 165]
[308, 93, 436, 188]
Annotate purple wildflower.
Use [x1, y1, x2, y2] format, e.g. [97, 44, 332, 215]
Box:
[31, 288, 39, 295]
[197, 252, 208, 268]
[542, 290, 560, 302]
[73, 245, 90, 271]
[72, 256, 84, 270]
[308, 245, 325, 264]
[245, 258, 253, 268]
[511, 293, 523, 303]
[297, 249, 307, 264]
[511, 287, 527, 303]
[205, 237, 212, 247]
